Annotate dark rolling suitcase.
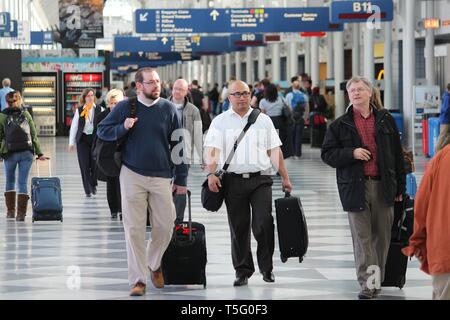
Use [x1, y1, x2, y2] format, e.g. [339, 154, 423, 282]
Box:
[31, 160, 63, 223]
[161, 190, 207, 287]
[275, 192, 309, 263]
[382, 197, 414, 288]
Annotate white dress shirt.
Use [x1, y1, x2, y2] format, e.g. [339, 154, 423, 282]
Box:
[204, 106, 282, 174]
[69, 104, 97, 146]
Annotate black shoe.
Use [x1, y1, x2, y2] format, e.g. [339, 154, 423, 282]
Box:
[233, 276, 248, 287]
[111, 212, 118, 219]
[92, 187, 97, 195]
[86, 193, 91, 198]
[262, 271, 275, 283]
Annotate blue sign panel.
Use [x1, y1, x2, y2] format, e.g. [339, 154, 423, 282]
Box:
[330, 0, 393, 23]
[136, 7, 334, 34]
[114, 35, 249, 54]
[0, 12, 11, 32]
[31, 31, 54, 45]
[0, 20, 17, 37]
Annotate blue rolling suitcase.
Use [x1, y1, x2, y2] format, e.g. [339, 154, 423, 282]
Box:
[31, 160, 63, 223]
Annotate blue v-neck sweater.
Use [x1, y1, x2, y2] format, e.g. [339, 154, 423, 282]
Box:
[97, 98, 187, 186]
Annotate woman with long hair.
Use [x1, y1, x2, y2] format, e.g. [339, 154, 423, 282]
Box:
[68, 88, 103, 197]
[0, 91, 47, 221]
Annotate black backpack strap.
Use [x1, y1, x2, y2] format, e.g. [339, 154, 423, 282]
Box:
[222, 108, 260, 171]
[129, 97, 137, 118]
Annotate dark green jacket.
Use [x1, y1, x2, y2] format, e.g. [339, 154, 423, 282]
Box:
[0, 107, 43, 158]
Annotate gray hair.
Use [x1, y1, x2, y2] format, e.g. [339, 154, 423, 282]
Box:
[2, 78, 11, 87]
[346, 76, 373, 92]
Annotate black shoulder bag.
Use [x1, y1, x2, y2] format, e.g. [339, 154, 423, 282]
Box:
[95, 98, 137, 178]
[201, 109, 260, 212]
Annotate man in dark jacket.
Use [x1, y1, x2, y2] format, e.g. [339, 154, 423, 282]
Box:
[321, 76, 405, 300]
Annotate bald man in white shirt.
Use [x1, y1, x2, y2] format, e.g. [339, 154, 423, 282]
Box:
[204, 80, 292, 287]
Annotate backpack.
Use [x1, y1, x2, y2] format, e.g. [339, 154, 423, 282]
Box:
[290, 91, 307, 121]
[94, 98, 137, 177]
[5, 110, 32, 153]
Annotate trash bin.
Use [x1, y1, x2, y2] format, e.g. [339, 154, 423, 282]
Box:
[428, 117, 440, 158]
[422, 113, 440, 156]
[390, 111, 403, 140]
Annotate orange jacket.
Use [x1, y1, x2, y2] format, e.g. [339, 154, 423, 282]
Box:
[402, 144, 450, 275]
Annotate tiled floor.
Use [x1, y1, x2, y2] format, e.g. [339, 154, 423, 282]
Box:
[0, 137, 432, 300]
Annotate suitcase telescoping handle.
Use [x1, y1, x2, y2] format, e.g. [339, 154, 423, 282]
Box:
[187, 189, 192, 241]
[35, 158, 52, 177]
[283, 188, 291, 198]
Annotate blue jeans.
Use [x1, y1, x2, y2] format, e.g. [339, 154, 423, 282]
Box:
[3, 150, 34, 194]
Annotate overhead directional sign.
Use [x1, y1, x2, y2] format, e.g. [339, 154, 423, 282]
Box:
[114, 35, 259, 54]
[0, 12, 11, 32]
[0, 20, 17, 37]
[31, 31, 54, 45]
[330, 0, 394, 23]
[135, 7, 340, 34]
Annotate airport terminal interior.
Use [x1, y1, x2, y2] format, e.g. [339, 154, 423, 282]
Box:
[0, 0, 449, 301]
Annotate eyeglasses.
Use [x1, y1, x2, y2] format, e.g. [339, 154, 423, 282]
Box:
[348, 87, 367, 94]
[229, 91, 251, 98]
[142, 79, 160, 86]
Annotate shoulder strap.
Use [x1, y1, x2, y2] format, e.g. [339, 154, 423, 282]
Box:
[129, 97, 137, 118]
[222, 109, 260, 171]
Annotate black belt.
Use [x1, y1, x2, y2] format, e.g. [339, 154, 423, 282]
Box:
[364, 175, 381, 180]
[227, 171, 261, 179]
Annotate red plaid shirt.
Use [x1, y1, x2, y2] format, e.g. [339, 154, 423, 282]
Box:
[353, 108, 379, 176]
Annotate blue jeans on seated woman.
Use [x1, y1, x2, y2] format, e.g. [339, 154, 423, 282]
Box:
[3, 150, 34, 194]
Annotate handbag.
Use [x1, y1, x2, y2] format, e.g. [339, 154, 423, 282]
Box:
[201, 109, 260, 212]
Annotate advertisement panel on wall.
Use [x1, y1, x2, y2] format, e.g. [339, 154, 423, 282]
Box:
[57, 0, 104, 48]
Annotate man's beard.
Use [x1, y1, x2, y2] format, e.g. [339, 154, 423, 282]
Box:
[143, 91, 160, 100]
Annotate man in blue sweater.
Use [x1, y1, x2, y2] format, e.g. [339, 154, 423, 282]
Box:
[97, 68, 188, 296]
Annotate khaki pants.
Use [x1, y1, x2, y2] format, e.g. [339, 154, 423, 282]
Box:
[120, 166, 176, 286]
[432, 273, 450, 300]
[436, 124, 450, 152]
[348, 180, 394, 289]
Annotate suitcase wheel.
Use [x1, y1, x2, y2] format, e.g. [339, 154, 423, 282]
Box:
[60, 217, 63, 223]
[280, 255, 287, 263]
[32, 217, 35, 223]
[299, 257, 303, 263]
[399, 275, 405, 289]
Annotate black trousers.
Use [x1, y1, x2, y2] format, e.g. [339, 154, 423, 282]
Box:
[76, 134, 97, 195]
[106, 176, 121, 214]
[223, 174, 274, 278]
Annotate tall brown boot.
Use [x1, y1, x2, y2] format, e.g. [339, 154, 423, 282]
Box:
[16, 194, 29, 222]
[4, 191, 16, 219]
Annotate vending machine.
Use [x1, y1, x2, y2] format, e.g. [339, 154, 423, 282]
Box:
[22, 72, 59, 136]
[63, 72, 103, 135]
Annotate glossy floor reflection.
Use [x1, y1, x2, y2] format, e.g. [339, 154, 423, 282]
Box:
[0, 137, 432, 300]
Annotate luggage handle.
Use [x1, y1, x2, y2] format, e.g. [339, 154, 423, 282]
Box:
[174, 190, 193, 242]
[282, 188, 291, 198]
[35, 158, 52, 177]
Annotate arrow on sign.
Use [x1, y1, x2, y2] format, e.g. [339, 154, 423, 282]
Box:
[210, 10, 219, 21]
[139, 12, 148, 22]
[161, 37, 168, 45]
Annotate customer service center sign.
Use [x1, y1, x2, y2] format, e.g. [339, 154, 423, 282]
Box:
[57, 0, 104, 48]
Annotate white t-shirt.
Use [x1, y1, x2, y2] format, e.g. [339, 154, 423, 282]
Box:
[204, 106, 282, 174]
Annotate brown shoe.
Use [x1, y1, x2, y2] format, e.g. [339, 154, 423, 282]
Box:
[129, 282, 146, 296]
[16, 194, 29, 222]
[150, 268, 164, 289]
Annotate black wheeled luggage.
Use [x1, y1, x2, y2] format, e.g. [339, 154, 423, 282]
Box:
[31, 160, 63, 223]
[382, 197, 414, 288]
[161, 190, 207, 287]
[275, 192, 308, 263]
